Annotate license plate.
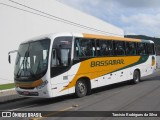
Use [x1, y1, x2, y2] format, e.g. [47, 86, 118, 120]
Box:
[22, 91, 29, 95]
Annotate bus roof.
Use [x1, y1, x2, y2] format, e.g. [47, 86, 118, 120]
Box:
[21, 32, 154, 44]
[82, 33, 153, 43]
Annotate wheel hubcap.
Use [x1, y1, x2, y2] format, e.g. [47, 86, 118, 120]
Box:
[134, 72, 139, 82]
[78, 83, 85, 94]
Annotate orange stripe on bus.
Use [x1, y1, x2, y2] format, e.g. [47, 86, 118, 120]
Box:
[61, 56, 141, 92]
[83, 33, 141, 42]
[15, 79, 43, 88]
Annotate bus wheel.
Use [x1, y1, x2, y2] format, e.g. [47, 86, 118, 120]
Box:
[75, 79, 87, 98]
[132, 70, 140, 84]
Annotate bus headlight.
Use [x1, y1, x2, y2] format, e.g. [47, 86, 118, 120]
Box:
[36, 80, 48, 89]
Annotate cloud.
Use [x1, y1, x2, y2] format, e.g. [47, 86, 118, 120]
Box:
[59, 0, 160, 36]
[121, 13, 160, 36]
[111, 0, 160, 8]
[121, 14, 160, 26]
[60, 0, 160, 9]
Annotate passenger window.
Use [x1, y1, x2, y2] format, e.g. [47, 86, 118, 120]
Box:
[151, 44, 155, 55]
[126, 42, 136, 55]
[147, 43, 155, 55]
[137, 43, 146, 55]
[97, 40, 113, 56]
[51, 49, 59, 67]
[75, 38, 95, 57]
[114, 41, 125, 56]
[60, 49, 70, 66]
[51, 37, 72, 67]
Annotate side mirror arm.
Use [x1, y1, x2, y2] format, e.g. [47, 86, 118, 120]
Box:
[8, 50, 18, 64]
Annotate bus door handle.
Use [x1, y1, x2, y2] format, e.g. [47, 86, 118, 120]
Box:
[95, 80, 98, 81]
[52, 87, 57, 89]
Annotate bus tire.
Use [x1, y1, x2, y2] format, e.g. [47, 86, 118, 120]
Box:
[132, 70, 140, 84]
[75, 79, 87, 98]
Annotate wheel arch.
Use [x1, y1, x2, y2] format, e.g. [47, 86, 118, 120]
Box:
[76, 76, 91, 95]
[132, 68, 141, 84]
[134, 68, 141, 78]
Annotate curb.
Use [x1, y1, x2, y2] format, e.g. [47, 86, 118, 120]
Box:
[0, 88, 16, 97]
[0, 88, 24, 103]
[0, 88, 15, 92]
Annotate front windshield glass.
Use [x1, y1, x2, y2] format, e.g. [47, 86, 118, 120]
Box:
[14, 39, 50, 79]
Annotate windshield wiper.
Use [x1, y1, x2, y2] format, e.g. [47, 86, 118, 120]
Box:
[27, 43, 36, 78]
[16, 45, 29, 78]
[35, 61, 41, 74]
[29, 65, 36, 78]
[16, 57, 26, 78]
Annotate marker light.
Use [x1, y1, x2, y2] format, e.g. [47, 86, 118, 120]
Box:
[36, 80, 48, 89]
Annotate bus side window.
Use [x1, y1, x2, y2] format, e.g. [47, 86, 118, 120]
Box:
[126, 42, 136, 55]
[114, 41, 125, 56]
[74, 38, 95, 58]
[97, 40, 113, 56]
[51, 49, 59, 67]
[152, 44, 155, 55]
[147, 43, 155, 55]
[137, 43, 146, 55]
[51, 37, 72, 67]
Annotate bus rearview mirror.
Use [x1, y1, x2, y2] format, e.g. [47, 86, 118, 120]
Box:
[8, 54, 11, 64]
[8, 50, 18, 64]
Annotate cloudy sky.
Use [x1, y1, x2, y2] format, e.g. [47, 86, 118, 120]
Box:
[60, 0, 160, 37]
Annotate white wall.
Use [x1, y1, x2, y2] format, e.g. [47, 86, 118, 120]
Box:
[0, 0, 123, 84]
[156, 56, 160, 69]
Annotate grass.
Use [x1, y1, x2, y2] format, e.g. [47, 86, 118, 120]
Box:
[0, 83, 15, 90]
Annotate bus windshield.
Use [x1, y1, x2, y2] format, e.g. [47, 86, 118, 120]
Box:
[14, 39, 50, 80]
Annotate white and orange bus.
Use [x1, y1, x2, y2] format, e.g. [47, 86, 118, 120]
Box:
[9, 33, 156, 98]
